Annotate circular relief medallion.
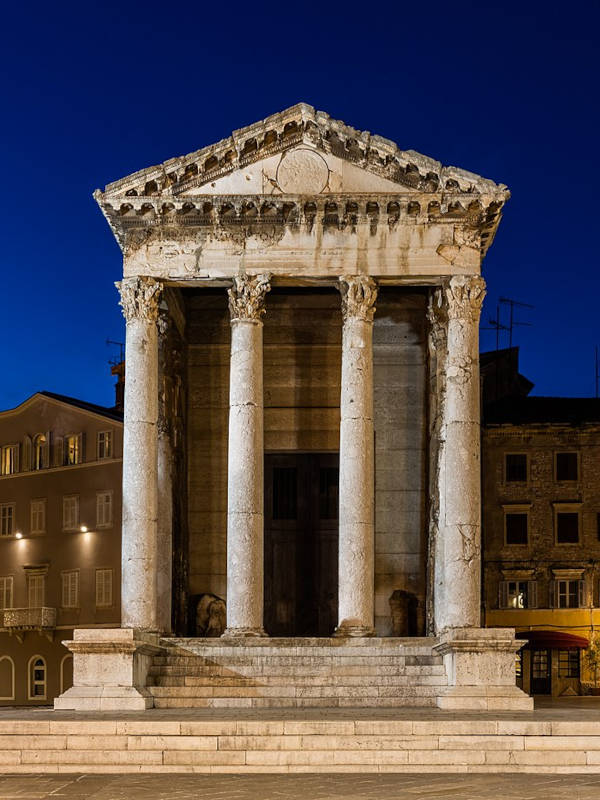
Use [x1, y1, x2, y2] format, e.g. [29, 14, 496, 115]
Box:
[276, 148, 329, 194]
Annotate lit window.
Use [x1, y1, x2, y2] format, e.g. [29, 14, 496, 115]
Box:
[33, 434, 47, 470]
[96, 491, 113, 528]
[95, 569, 113, 607]
[499, 579, 537, 609]
[1, 444, 19, 475]
[97, 431, 113, 459]
[0, 576, 13, 609]
[0, 504, 15, 537]
[30, 499, 46, 534]
[505, 453, 527, 483]
[28, 656, 46, 700]
[65, 434, 82, 465]
[558, 649, 580, 678]
[62, 495, 79, 531]
[61, 571, 79, 608]
[556, 452, 579, 481]
[27, 574, 45, 608]
[554, 503, 581, 544]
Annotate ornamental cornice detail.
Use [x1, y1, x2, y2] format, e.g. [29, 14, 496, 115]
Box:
[443, 275, 486, 322]
[339, 275, 378, 322]
[228, 273, 272, 323]
[116, 276, 163, 323]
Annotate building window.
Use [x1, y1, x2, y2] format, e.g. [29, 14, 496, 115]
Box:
[63, 495, 80, 531]
[65, 433, 83, 465]
[95, 569, 113, 607]
[96, 491, 113, 528]
[556, 451, 579, 482]
[27, 574, 45, 608]
[499, 580, 537, 609]
[97, 431, 113, 460]
[0, 503, 15, 537]
[28, 656, 46, 700]
[558, 649, 580, 678]
[0, 656, 15, 701]
[0, 576, 13, 609]
[30, 499, 46, 534]
[553, 579, 585, 608]
[1, 444, 19, 475]
[61, 570, 79, 608]
[503, 506, 530, 545]
[33, 434, 47, 470]
[554, 504, 581, 544]
[505, 453, 527, 483]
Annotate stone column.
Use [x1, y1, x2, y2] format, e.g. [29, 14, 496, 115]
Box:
[430, 275, 485, 633]
[117, 276, 163, 632]
[335, 275, 378, 638]
[156, 308, 173, 634]
[224, 273, 271, 637]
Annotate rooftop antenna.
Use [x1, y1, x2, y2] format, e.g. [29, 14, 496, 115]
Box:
[106, 338, 125, 366]
[499, 297, 534, 348]
[485, 304, 510, 352]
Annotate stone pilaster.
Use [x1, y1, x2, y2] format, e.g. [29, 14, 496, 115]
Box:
[117, 276, 163, 632]
[224, 273, 271, 637]
[335, 275, 377, 638]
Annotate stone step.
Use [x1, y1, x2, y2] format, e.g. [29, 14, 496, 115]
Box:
[149, 674, 447, 688]
[150, 696, 440, 708]
[162, 636, 437, 649]
[148, 684, 441, 698]
[161, 646, 439, 658]
[152, 655, 441, 667]
[4, 715, 600, 773]
[148, 665, 447, 678]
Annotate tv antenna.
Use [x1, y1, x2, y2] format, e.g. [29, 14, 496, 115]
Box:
[484, 304, 510, 352]
[106, 339, 125, 366]
[499, 297, 534, 348]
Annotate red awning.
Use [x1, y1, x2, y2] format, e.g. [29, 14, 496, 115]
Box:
[517, 630, 589, 649]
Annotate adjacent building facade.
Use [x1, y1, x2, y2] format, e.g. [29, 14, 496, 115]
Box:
[482, 351, 600, 696]
[0, 392, 122, 704]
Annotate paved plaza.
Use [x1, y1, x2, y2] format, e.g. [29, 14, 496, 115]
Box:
[1, 773, 600, 799]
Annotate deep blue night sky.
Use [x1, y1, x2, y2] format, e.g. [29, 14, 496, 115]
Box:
[1, 1, 598, 409]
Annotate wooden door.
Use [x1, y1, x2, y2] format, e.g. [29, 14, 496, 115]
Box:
[530, 649, 552, 695]
[264, 453, 338, 636]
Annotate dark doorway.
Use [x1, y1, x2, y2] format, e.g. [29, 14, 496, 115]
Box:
[530, 649, 552, 695]
[264, 453, 339, 636]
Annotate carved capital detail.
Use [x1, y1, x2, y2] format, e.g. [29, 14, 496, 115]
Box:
[427, 288, 448, 350]
[339, 275, 378, 322]
[228, 273, 271, 322]
[444, 275, 486, 322]
[116, 277, 163, 324]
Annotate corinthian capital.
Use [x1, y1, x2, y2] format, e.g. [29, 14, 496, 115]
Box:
[444, 275, 486, 322]
[228, 273, 271, 322]
[339, 275, 378, 322]
[427, 288, 448, 350]
[116, 277, 163, 323]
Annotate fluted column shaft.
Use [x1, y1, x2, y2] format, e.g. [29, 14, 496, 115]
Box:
[335, 275, 378, 637]
[116, 276, 163, 631]
[429, 275, 486, 633]
[224, 274, 271, 637]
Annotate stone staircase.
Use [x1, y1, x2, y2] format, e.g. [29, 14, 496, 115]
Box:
[147, 637, 448, 708]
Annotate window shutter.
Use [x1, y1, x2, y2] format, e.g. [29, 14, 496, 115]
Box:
[579, 579, 586, 608]
[528, 580, 538, 609]
[13, 444, 19, 473]
[549, 580, 557, 608]
[79, 433, 85, 463]
[22, 436, 32, 472]
[53, 437, 63, 467]
[498, 581, 508, 609]
[43, 431, 51, 469]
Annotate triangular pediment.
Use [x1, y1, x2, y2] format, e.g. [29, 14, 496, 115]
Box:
[98, 103, 506, 201]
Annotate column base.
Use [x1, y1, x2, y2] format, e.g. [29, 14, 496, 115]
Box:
[333, 625, 376, 638]
[433, 627, 533, 711]
[222, 627, 267, 638]
[53, 628, 164, 711]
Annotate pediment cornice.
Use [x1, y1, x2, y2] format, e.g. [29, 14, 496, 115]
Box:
[97, 103, 508, 202]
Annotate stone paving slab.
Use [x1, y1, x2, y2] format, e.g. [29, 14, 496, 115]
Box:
[2, 773, 600, 799]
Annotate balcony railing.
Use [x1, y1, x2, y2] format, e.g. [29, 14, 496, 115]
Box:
[3, 607, 57, 630]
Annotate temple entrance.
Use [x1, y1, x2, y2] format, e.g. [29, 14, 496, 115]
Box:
[264, 453, 339, 636]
